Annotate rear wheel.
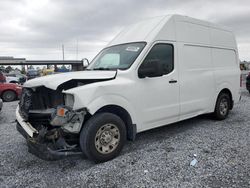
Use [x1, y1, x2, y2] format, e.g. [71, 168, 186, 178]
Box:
[80, 113, 126, 163]
[213, 93, 230, 120]
[2, 90, 16, 102]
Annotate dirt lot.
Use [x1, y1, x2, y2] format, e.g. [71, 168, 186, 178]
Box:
[0, 90, 249, 188]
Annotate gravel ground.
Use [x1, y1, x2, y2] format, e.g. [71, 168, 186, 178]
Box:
[0, 90, 249, 188]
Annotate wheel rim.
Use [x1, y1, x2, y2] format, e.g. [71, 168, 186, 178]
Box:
[219, 98, 228, 116]
[95, 123, 120, 154]
[4, 91, 15, 101]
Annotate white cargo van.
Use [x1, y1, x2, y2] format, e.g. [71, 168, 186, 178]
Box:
[16, 15, 240, 162]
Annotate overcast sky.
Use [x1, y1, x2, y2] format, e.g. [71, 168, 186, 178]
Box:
[0, 0, 250, 61]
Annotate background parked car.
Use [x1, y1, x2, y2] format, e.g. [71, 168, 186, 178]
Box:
[27, 69, 40, 80]
[0, 83, 22, 102]
[42, 68, 54, 76]
[5, 76, 20, 84]
[0, 71, 6, 83]
[5, 73, 27, 84]
[246, 72, 250, 93]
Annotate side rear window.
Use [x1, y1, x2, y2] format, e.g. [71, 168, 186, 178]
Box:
[142, 43, 174, 75]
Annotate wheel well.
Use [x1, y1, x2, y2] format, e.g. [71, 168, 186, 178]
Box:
[95, 105, 136, 141]
[218, 88, 233, 109]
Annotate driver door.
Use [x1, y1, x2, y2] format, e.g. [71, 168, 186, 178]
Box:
[135, 42, 180, 130]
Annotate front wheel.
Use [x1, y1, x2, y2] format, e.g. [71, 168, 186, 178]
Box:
[2, 90, 16, 102]
[80, 113, 126, 163]
[213, 93, 230, 120]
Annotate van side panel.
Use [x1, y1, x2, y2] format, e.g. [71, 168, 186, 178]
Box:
[209, 27, 240, 104]
[176, 21, 216, 119]
[211, 48, 240, 103]
[210, 28, 236, 48]
[176, 19, 240, 120]
[175, 21, 210, 45]
[178, 43, 216, 119]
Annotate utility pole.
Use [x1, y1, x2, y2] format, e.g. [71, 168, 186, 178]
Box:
[76, 39, 78, 60]
[62, 44, 65, 61]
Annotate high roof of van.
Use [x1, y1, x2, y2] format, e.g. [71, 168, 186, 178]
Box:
[108, 14, 237, 49]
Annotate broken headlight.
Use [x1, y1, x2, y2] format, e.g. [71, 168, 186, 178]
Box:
[50, 106, 86, 133]
[64, 94, 74, 108]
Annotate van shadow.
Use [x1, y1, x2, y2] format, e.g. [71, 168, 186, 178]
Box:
[123, 114, 214, 154]
[61, 114, 213, 164]
[14, 115, 214, 171]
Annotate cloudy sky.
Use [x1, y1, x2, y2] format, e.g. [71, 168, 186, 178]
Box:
[0, 0, 250, 61]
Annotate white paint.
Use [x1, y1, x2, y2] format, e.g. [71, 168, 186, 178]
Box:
[16, 107, 38, 137]
[19, 15, 241, 134]
[24, 70, 117, 90]
[6, 76, 19, 83]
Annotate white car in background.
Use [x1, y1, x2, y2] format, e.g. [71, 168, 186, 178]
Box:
[6, 73, 27, 84]
[5, 76, 19, 84]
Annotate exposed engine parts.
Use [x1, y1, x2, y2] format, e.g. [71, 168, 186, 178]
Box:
[50, 106, 86, 133]
[19, 86, 87, 134]
[18, 86, 88, 160]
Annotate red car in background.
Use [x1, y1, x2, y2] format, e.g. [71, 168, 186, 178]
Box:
[0, 71, 6, 83]
[0, 83, 22, 102]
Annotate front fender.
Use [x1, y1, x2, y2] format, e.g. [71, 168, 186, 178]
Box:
[63, 76, 139, 125]
[87, 94, 138, 125]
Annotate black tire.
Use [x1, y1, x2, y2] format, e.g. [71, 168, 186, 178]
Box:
[80, 112, 126, 163]
[10, 81, 18, 84]
[213, 93, 231, 120]
[2, 90, 16, 102]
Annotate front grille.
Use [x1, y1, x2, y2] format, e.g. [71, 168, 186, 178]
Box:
[19, 86, 64, 122]
[19, 88, 33, 120]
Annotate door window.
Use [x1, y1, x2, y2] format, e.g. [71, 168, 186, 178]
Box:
[140, 43, 174, 75]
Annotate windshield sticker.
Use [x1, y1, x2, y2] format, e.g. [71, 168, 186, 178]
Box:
[126, 46, 140, 52]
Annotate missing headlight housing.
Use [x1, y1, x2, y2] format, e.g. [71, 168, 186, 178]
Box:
[64, 94, 74, 108]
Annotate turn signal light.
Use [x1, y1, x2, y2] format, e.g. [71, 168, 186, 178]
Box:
[57, 108, 66, 117]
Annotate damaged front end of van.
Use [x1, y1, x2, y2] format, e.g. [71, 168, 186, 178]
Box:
[16, 71, 116, 160]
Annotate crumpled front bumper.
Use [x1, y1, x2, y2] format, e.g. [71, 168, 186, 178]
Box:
[16, 121, 81, 160]
[16, 106, 82, 161]
[16, 106, 38, 137]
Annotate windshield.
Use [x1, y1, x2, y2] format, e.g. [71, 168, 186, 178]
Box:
[87, 42, 146, 70]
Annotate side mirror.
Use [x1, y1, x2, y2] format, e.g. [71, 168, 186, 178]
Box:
[138, 59, 164, 78]
[82, 58, 90, 67]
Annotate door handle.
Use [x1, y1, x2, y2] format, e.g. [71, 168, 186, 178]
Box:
[169, 79, 177, 83]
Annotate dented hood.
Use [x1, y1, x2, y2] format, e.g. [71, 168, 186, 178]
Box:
[24, 70, 117, 90]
